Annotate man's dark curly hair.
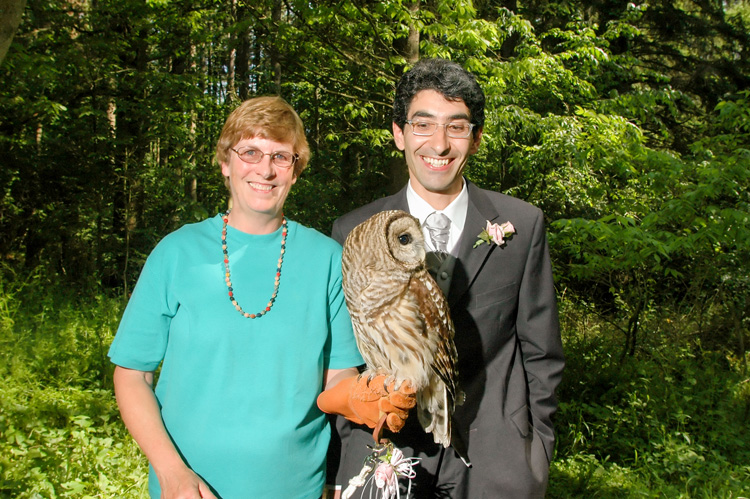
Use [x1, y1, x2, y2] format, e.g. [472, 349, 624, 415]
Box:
[392, 58, 485, 136]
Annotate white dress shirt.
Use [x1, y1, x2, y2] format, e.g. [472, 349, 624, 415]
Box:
[406, 179, 468, 255]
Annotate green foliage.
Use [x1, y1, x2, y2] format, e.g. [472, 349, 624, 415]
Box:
[0, 266, 147, 497]
[547, 90, 750, 357]
[548, 298, 750, 498]
[1, 382, 148, 498]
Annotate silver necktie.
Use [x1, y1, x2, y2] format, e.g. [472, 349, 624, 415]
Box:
[424, 212, 451, 253]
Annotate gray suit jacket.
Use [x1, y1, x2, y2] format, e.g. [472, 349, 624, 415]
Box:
[330, 180, 564, 498]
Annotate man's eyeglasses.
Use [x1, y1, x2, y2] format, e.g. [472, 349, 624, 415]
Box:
[405, 120, 475, 138]
[230, 147, 298, 168]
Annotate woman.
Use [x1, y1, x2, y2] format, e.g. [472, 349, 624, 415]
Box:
[109, 96, 368, 498]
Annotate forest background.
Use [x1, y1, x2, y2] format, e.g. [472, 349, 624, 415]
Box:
[1, 0, 749, 497]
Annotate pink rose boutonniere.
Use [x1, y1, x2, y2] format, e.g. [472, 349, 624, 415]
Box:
[474, 220, 515, 248]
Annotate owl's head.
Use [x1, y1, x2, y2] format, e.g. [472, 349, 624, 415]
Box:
[362, 210, 425, 270]
[344, 210, 426, 274]
[383, 211, 426, 268]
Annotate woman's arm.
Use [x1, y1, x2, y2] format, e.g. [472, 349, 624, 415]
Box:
[323, 367, 360, 390]
[321, 368, 358, 499]
[113, 366, 217, 499]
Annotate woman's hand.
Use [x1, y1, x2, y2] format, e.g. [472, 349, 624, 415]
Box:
[156, 464, 217, 498]
[113, 366, 218, 499]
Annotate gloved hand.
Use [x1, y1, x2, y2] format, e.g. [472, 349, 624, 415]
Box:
[317, 374, 416, 432]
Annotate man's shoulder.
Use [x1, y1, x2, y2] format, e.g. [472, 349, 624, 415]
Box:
[337, 197, 393, 224]
[332, 194, 402, 244]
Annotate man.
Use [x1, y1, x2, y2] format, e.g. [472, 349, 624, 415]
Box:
[329, 58, 565, 498]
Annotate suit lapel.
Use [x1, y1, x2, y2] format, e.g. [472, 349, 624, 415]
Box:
[449, 182, 501, 306]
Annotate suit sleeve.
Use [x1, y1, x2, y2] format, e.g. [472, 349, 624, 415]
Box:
[331, 218, 347, 246]
[516, 209, 565, 460]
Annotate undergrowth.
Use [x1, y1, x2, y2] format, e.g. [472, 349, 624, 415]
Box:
[548, 298, 750, 498]
[0, 266, 748, 497]
[0, 267, 147, 498]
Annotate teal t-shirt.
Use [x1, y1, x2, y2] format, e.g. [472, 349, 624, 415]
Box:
[108, 215, 363, 498]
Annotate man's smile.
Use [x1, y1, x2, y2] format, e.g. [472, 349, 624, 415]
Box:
[421, 156, 451, 169]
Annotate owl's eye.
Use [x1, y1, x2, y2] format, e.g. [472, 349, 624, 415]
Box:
[398, 233, 412, 245]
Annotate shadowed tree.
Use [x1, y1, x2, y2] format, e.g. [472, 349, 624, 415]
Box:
[0, 0, 26, 65]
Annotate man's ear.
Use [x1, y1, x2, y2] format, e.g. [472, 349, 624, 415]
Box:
[469, 127, 483, 155]
[392, 122, 406, 151]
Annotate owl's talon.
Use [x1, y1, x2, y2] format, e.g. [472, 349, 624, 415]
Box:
[373, 414, 387, 443]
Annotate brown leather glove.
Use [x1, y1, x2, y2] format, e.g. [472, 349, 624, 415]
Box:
[317, 374, 416, 432]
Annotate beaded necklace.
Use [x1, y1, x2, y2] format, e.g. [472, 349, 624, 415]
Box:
[222, 210, 287, 319]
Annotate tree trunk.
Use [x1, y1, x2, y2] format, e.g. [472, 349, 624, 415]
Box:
[729, 298, 747, 376]
[0, 0, 26, 65]
[236, 12, 250, 101]
[226, 0, 238, 102]
[388, 0, 419, 194]
[271, 0, 282, 95]
[111, 20, 149, 291]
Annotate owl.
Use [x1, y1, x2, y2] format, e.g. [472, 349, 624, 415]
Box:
[341, 210, 464, 452]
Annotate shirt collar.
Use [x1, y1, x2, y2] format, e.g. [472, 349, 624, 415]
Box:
[406, 179, 468, 252]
